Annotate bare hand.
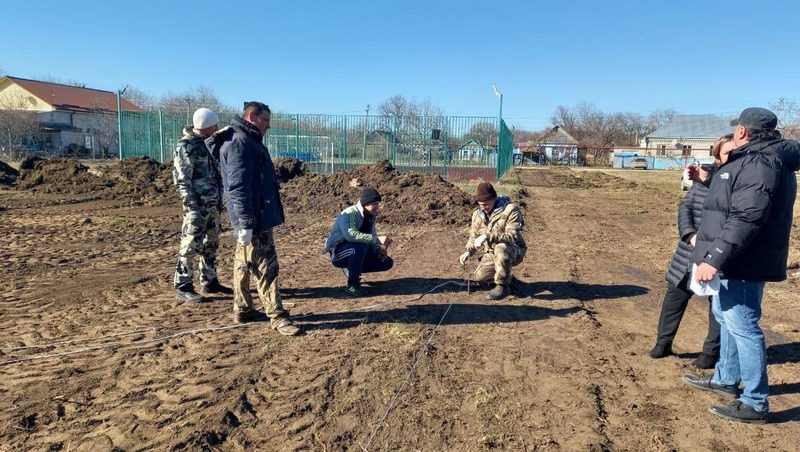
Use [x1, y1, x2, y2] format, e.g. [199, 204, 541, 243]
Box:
[695, 262, 718, 283]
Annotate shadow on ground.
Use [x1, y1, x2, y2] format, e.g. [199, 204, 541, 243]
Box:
[285, 277, 649, 302]
[767, 342, 800, 365]
[298, 302, 582, 331]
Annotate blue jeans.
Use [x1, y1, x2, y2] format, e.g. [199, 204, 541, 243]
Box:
[711, 279, 768, 412]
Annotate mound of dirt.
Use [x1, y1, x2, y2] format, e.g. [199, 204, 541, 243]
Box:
[0, 160, 18, 186]
[98, 156, 175, 204]
[14, 156, 176, 205]
[15, 158, 114, 194]
[273, 158, 307, 183]
[281, 160, 474, 225]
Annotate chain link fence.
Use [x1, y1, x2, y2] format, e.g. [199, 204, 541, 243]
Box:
[120, 111, 514, 181]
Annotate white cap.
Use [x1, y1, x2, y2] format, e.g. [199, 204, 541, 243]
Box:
[192, 107, 219, 129]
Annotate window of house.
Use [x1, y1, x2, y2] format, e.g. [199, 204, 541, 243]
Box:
[682, 145, 692, 156]
[657, 145, 667, 156]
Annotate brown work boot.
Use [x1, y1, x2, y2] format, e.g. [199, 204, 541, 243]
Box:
[233, 309, 263, 323]
[486, 284, 508, 300]
[271, 317, 301, 336]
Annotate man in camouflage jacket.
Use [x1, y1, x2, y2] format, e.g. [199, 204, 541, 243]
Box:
[459, 182, 527, 300]
[173, 108, 232, 302]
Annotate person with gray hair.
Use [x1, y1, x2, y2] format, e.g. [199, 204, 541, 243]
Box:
[683, 107, 800, 423]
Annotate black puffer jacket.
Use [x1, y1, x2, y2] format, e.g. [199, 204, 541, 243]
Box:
[666, 180, 709, 287]
[692, 138, 800, 281]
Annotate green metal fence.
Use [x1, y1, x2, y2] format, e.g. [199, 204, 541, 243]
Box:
[119, 111, 514, 181]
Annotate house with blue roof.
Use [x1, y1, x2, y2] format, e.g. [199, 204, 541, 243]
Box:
[641, 114, 733, 159]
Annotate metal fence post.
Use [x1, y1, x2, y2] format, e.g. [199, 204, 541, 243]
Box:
[343, 115, 348, 168]
[392, 116, 397, 167]
[158, 110, 165, 163]
[294, 113, 300, 158]
[117, 92, 123, 160]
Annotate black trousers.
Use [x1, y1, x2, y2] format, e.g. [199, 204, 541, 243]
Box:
[655, 274, 721, 358]
[331, 242, 394, 287]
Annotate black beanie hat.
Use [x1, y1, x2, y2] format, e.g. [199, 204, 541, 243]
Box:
[360, 187, 382, 205]
[474, 182, 497, 202]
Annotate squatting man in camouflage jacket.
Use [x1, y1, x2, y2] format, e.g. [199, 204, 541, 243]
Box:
[173, 108, 233, 302]
[459, 182, 527, 300]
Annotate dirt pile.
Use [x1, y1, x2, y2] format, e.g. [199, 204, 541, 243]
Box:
[0, 160, 18, 186]
[14, 156, 176, 205]
[273, 158, 307, 183]
[97, 156, 175, 204]
[15, 157, 113, 194]
[281, 160, 474, 225]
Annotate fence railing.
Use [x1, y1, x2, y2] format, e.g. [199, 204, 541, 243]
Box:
[119, 111, 514, 181]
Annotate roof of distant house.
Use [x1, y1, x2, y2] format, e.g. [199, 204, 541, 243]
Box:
[1, 76, 141, 113]
[539, 125, 579, 145]
[647, 114, 732, 139]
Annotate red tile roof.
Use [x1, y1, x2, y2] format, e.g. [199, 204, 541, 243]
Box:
[5, 76, 141, 113]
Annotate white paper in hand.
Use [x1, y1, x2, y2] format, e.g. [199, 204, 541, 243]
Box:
[689, 264, 721, 296]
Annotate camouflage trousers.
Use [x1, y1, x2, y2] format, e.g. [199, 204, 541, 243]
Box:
[473, 243, 526, 286]
[174, 206, 220, 288]
[233, 228, 288, 320]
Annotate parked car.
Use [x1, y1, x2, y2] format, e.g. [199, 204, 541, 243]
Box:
[630, 158, 648, 170]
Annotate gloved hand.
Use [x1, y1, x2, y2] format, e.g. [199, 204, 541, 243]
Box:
[474, 234, 488, 248]
[237, 228, 253, 246]
[459, 251, 471, 266]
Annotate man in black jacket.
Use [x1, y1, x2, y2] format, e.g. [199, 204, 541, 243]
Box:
[683, 107, 800, 423]
[206, 101, 300, 336]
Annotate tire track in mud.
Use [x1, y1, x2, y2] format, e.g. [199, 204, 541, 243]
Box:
[522, 172, 679, 451]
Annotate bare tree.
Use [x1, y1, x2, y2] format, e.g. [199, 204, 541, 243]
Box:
[122, 86, 157, 110]
[160, 86, 233, 117]
[771, 98, 800, 139]
[377, 95, 446, 158]
[551, 103, 678, 147]
[646, 109, 678, 132]
[464, 121, 498, 147]
[0, 94, 39, 160]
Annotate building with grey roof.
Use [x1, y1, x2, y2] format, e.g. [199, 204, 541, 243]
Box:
[641, 114, 733, 159]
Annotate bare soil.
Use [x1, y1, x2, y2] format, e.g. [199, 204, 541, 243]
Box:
[1, 161, 799, 451]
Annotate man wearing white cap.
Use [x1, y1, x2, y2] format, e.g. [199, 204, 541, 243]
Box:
[173, 107, 233, 302]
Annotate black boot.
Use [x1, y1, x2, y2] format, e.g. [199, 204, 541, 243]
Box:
[649, 343, 673, 359]
[692, 353, 717, 369]
[176, 283, 204, 303]
[202, 279, 233, 295]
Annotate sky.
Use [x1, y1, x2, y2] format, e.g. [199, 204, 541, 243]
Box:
[2, 0, 799, 131]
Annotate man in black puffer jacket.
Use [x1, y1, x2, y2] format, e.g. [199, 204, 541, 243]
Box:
[683, 108, 800, 424]
[206, 101, 299, 336]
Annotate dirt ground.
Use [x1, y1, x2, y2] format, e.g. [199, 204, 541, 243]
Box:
[1, 160, 799, 451]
